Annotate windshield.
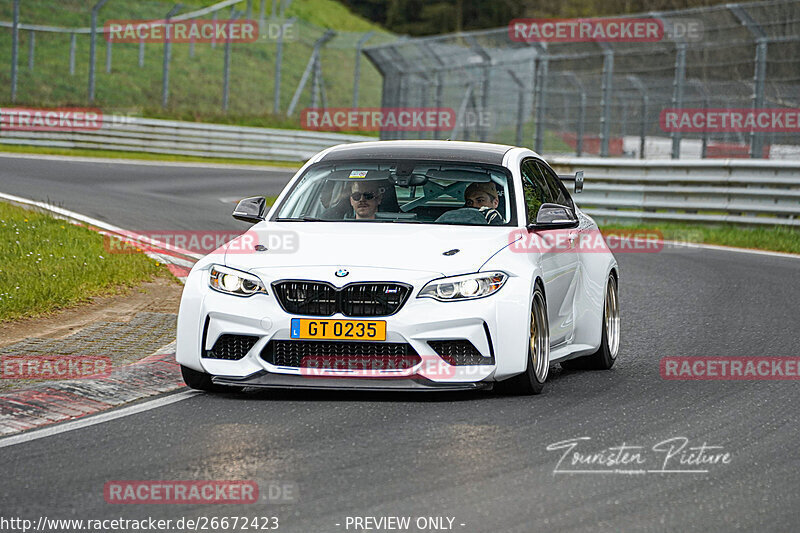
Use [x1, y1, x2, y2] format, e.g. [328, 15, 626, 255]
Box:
[273, 160, 515, 226]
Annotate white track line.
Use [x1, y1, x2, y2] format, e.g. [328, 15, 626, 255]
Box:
[0, 151, 296, 171]
[662, 239, 800, 260]
[0, 390, 199, 449]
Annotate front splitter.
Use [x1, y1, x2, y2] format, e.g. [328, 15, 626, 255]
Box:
[212, 370, 492, 392]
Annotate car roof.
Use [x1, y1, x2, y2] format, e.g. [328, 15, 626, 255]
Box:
[317, 140, 516, 166]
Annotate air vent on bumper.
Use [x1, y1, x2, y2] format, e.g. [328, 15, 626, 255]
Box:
[261, 340, 420, 370]
[428, 340, 494, 365]
[203, 334, 259, 360]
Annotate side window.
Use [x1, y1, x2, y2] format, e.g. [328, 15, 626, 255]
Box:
[520, 159, 552, 224]
[537, 161, 573, 209]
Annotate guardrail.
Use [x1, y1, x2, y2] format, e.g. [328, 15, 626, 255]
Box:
[0, 116, 374, 161]
[551, 158, 800, 227]
[2, 117, 798, 227]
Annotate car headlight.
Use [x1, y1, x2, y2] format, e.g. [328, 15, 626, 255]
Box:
[209, 265, 267, 297]
[418, 271, 507, 301]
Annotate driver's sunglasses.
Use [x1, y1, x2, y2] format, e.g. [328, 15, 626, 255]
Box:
[351, 192, 377, 201]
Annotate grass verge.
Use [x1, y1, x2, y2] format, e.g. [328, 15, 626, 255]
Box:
[601, 222, 800, 255]
[0, 201, 172, 322]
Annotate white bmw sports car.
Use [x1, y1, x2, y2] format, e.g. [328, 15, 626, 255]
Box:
[176, 141, 620, 394]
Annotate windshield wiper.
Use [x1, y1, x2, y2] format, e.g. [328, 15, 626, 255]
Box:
[275, 216, 324, 222]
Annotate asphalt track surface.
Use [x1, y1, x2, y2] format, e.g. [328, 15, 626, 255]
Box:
[2, 155, 800, 532]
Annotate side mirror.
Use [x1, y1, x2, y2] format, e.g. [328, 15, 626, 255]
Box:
[232, 196, 267, 223]
[574, 170, 584, 194]
[528, 203, 578, 230]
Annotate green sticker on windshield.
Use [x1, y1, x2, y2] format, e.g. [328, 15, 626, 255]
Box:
[349, 170, 369, 178]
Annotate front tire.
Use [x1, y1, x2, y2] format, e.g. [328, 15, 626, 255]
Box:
[561, 273, 620, 371]
[497, 286, 549, 395]
[181, 365, 242, 393]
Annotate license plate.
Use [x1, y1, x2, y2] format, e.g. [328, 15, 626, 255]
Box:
[290, 318, 386, 341]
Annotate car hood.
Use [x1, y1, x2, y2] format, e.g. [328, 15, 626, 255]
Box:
[221, 222, 514, 276]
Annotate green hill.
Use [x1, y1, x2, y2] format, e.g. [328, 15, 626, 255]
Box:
[0, 0, 393, 128]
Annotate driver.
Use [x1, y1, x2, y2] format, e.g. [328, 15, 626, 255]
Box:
[349, 181, 384, 220]
[464, 182, 503, 225]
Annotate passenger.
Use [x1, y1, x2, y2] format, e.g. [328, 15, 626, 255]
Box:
[349, 181, 384, 220]
[464, 182, 503, 225]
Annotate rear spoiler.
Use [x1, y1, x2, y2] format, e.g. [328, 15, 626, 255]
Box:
[558, 170, 584, 194]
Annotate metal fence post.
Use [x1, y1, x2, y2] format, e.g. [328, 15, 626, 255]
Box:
[259, 0, 267, 28]
[565, 72, 586, 157]
[670, 43, 687, 159]
[28, 30, 36, 72]
[69, 33, 77, 76]
[10, 0, 20, 102]
[189, 21, 195, 58]
[89, 0, 110, 103]
[690, 79, 710, 159]
[312, 48, 327, 109]
[286, 30, 335, 116]
[750, 41, 767, 158]
[27, 31, 35, 72]
[222, 9, 238, 112]
[273, 17, 296, 114]
[352, 31, 374, 108]
[418, 73, 431, 139]
[599, 47, 614, 158]
[162, 4, 183, 109]
[418, 43, 446, 140]
[729, 4, 769, 159]
[139, 39, 145, 67]
[534, 57, 549, 154]
[451, 82, 476, 141]
[465, 35, 492, 142]
[433, 73, 444, 139]
[626, 75, 648, 159]
[211, 12, 217, 49]
[508, 70, 526, 147]
[106, 39, 112, 73]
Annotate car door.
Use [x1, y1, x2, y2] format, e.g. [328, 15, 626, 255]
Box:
[520, 159, 579, 347]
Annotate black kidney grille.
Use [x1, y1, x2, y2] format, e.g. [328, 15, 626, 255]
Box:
[428, 340, 493, 366]
[262, 340, 420, 369]
[272, 281, 411, 317]
[272, 281, 338, 316]
[340, 283, 410, 317]
[204, 334, 259, 360]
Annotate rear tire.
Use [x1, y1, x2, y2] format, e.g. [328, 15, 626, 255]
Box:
[496, 286, 549, 395]
[561, 273, 619, 371]
[181, 365, 242, 393]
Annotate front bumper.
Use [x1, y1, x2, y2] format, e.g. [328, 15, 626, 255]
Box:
[212, 371, 492, 391]
[176, 265, 531, 386]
